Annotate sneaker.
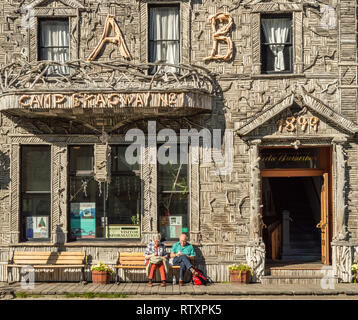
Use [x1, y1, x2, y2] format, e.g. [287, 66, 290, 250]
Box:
[148, 280, 153, 287]
[161, 281, 166, 287]
[179, 280, 184, 286]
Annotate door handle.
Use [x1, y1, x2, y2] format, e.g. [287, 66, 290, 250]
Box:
[316, 221, 327, 229]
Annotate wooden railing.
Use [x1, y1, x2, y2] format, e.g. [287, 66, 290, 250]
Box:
[267, 220, 282, 260]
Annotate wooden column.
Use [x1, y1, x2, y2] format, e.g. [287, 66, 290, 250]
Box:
[246, 139, 265, 282]
[248, 139, 261, 242]
[332, 136, 347, 241]
[51, 144, 67, 244]
[141, 134, 158, 244]
[189, 143, 201, 244]
[9, 143, 20, 244]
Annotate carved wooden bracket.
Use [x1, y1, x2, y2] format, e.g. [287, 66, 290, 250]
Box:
[204, 12, 233, 62]
[88, 15, 131, 61]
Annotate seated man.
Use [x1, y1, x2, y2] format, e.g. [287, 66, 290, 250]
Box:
[170, 233, 197, 286]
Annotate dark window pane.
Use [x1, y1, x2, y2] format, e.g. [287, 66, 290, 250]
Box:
[107, 175, 141, 224]
[69, 146, 94, 172]
[22, 146, 51, 192]
[159, 193, 189, 240]
[21, 146, 51, 241]
[111, 145, 139, 172]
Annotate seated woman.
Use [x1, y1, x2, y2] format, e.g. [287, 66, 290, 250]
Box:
[144, 233, 168, 287]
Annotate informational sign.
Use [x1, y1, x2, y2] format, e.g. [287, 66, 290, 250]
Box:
[70, 202, 96, 238]
[105, 225, 140, 239]
[167, 216, 182, 238]
[26, 216, 49, 239]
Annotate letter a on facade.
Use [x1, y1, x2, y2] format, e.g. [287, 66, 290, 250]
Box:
[88, 14, 131, 61]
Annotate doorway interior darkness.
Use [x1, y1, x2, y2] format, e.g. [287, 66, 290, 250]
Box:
[259, 146, 332, 265]
[262, 176, 322, 263]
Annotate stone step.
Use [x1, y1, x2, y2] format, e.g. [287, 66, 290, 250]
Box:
[267, 268, 326, 277]
[260, 275, 338, 285]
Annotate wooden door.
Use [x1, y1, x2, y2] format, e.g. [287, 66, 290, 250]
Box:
[319, 173, 330, 265]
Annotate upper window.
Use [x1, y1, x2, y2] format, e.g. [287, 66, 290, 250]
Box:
[21, 146, 51, 241]
[38, 19, 70, 74]
[261, 15, 292, 73]
[148, 5, 180, 73]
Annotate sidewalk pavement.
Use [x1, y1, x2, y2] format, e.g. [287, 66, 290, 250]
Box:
[2, 281, 358, 298]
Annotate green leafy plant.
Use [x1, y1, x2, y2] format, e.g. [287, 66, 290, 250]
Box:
[352, 263, 358, 283]
[131, 215, 138, 224]
[228, 264, 253, 275]
[65, 292, 127, 299]
[90, 262, 114, 274]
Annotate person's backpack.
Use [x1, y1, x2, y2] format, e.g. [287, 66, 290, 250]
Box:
[191, 267, 213, 286]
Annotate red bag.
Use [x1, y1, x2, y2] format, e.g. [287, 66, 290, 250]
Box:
[191, 267, 213, 286]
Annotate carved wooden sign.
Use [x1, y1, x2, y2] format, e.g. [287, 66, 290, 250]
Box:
[15, 91, 211, 109]
[88, 14, 131, 61]
[277, 116, 320, 133]
[204, 12, 233, 62]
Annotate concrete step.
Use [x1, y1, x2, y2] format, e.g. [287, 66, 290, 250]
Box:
[267, 268, 326, 277]
[260, 275, 338, 285]
[281, 256, 321, 262]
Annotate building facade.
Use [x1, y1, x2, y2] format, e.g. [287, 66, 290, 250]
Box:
[0, 0, 357, 283]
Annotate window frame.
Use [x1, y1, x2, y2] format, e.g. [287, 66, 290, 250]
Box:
[260, 13, 293, 74]
[157, 143, 190, 241]
[37, 17, 70, 75]
[68, 144, 142, 242]
[20, 145, 52, 242]
[148, 3, 181, 74]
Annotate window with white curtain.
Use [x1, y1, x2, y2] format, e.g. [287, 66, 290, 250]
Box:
[261, 15, 292, 73]
[148, 5, 180, 74]
[38, 19, 70, 75]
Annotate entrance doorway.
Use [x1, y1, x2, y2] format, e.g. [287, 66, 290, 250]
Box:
[260, 146, 332, 265]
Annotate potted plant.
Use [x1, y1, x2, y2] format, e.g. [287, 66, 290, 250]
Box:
[228, 264, 253, 284]
[90, 262, 114, 284]
[352, 263, 358, 283]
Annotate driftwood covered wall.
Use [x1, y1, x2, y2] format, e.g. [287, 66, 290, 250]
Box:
[0, 0, 357, 282]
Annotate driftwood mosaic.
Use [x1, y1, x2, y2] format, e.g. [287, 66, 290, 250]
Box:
[0, 0, 356, 283]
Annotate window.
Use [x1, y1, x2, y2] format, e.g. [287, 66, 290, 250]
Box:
[148, 5, 180, 73]
[158, 144, 189, 241]
[21, 146, 51, 241]
[69, 145, 141, 240]
[38, 19, 70, 74]
[261, 15, 292, 73]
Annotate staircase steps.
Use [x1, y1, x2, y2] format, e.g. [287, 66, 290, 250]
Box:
[261, 265, 338, 285]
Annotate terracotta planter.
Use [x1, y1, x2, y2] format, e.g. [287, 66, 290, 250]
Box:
[91, 271, 111, 284]
[229, 270, 251, 284]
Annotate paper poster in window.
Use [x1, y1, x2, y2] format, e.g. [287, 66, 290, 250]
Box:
[70, 202, 96, 238]
[26, 216, 49, 239]
[169, 216, 182, 226]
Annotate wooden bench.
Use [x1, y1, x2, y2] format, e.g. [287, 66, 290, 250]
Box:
[114, 252, 182, 284]
[7, 251, 87, 283]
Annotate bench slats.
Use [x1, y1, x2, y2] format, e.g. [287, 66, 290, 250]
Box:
[13, 259, 85, 265]
[120, 256, 145, 261]
[8, 264, 85, 268]
[119, 252, 145, 257]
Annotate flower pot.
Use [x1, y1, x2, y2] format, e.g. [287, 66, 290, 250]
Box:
[91, 271, 111, 284]
[229, 270, 251, 284]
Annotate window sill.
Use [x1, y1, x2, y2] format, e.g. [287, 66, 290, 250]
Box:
[251, 73, 305, 79]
